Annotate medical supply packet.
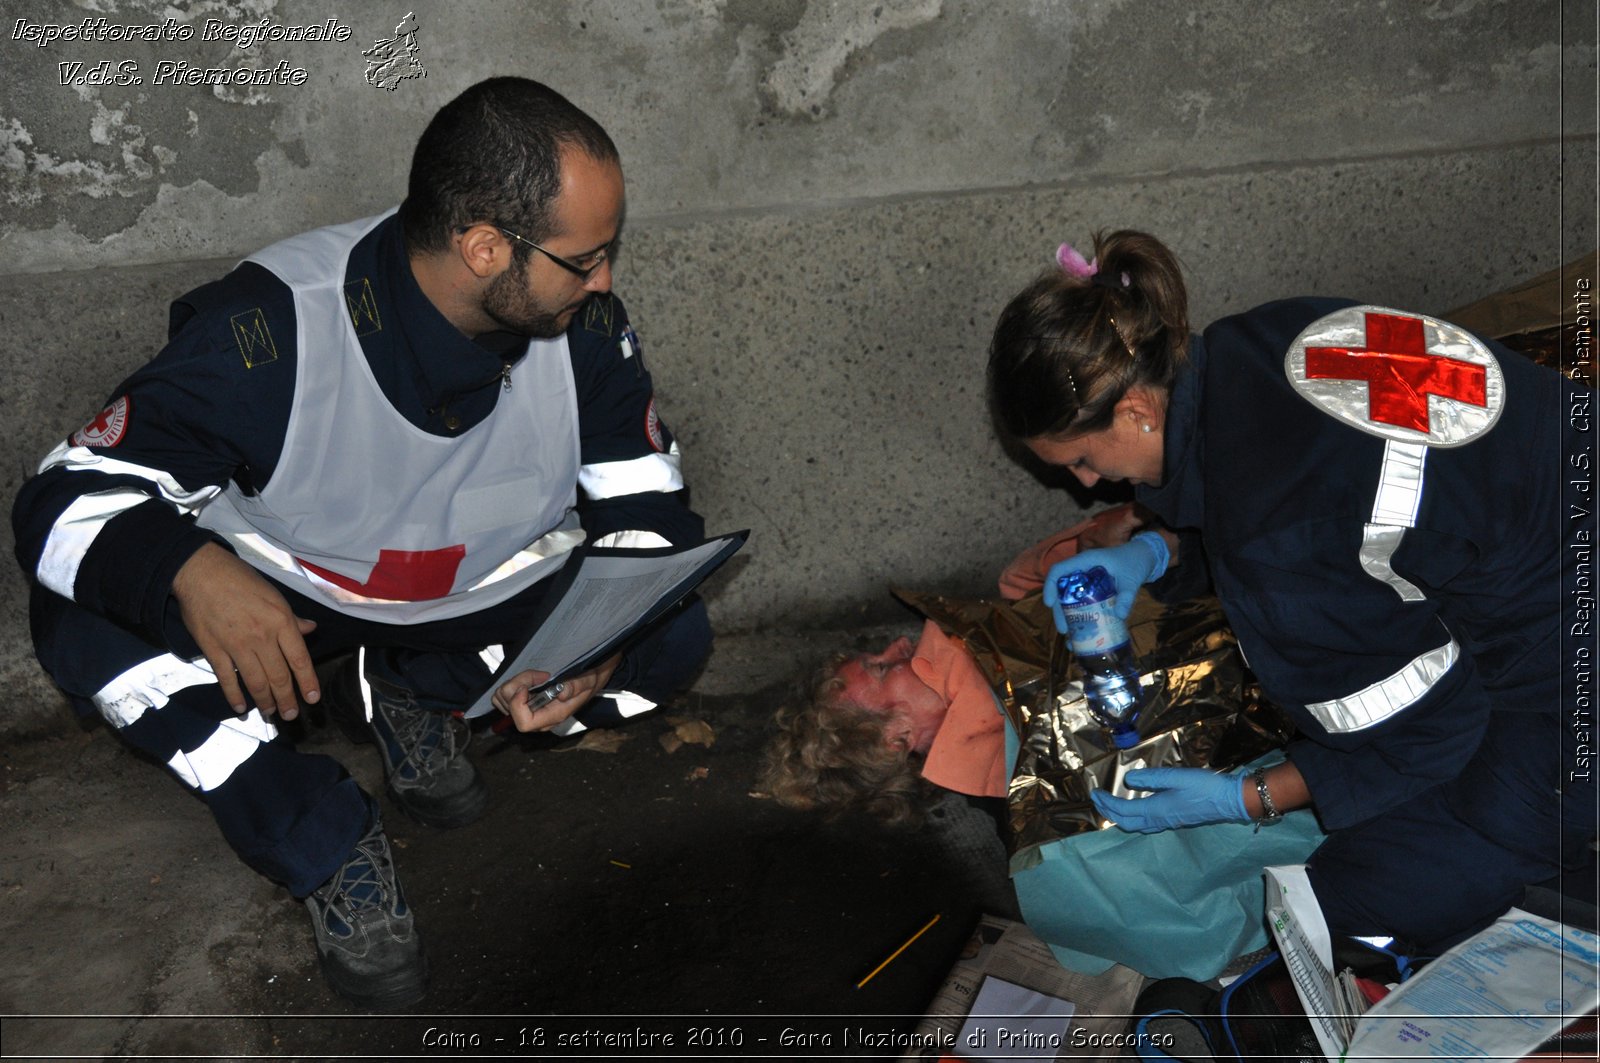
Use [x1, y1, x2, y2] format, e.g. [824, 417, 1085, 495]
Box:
[1341, 907, 1599, 1061]
[1265, 863, 1599, 1061]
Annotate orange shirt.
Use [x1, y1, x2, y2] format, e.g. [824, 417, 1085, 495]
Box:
[996, 502, 1140, 600]
[911, 620, 1008, 799]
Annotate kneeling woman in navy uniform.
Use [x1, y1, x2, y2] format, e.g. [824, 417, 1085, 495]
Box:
[986, 231, 1594, 953]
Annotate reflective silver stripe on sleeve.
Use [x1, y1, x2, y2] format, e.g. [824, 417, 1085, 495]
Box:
[1305, 636, 1458, 732]
[1361, 440, 1429, 602]
[41, 444, 224, 513]
[38, 490, 149, 599]
[35, 444, 222, 599]
[578, 443, 684, 500]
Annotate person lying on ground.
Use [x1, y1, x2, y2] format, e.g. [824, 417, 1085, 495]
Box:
[762, 512, 1325, 980]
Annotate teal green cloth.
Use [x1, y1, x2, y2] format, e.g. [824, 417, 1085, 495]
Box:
[1005, 712, 1325, 981]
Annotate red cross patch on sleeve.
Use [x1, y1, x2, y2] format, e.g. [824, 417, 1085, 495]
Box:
[1285, 305, 1504, 447]
[69, 395, 133, 448]
[643, 397, 667, 453]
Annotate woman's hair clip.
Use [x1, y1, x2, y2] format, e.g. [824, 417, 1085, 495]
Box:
[1056, 242, 1097, 279]
[1107, 315, 1139, 359]
[1056, 241, 1130, 289]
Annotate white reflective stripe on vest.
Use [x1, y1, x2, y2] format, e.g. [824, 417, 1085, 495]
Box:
[194, 209, 584, 623]
[578, 443, 683, 499]
[1305, 637, 1459, 733]
[219, 523, 585, 613]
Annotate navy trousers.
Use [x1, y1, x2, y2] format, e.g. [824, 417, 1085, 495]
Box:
[29, 574, 711, 898]
[1307, 710, 1597, 954]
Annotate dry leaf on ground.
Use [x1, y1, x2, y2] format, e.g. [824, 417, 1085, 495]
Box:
[668, 718, 716, 748]
[553, 729, 630, 754]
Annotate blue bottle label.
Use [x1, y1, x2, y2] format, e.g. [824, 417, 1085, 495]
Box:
[1062, 599, 1127, 655]
[1057, 566, 1129, 655]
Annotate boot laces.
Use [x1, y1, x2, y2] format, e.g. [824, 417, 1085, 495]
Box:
[375, 688, 469, 781]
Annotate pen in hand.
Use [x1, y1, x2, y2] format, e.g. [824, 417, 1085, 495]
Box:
[489, 681, 568, 738]
[526, 682, 565, 711]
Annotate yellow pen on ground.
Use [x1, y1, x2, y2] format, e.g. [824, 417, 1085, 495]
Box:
[856, 913, 941, 989]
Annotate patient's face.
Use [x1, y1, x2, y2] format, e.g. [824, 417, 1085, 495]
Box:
[834, 636, 949, 753]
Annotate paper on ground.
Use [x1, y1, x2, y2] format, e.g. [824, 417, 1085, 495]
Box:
[956, 975, 1076, 1061]
[899, 914, 1143, 1062]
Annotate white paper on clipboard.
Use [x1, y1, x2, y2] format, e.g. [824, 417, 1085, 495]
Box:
[463, 531, 746, 719]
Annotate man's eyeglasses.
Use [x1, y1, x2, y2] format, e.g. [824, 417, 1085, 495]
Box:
[495, 224, 610, 281]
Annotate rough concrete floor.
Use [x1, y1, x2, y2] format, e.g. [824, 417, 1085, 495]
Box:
[0, 625, 1034, 1061]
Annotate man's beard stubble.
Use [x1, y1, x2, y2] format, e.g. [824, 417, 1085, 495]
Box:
[481, 255, 570, 339]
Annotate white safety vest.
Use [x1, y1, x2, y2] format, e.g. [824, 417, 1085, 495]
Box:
[196, 211, 585, 623]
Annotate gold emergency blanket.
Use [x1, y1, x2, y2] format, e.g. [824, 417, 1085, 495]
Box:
[891, 588, 1294, 863]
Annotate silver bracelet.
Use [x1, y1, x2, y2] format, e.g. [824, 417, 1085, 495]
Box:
[1252, 766, 1283, 829]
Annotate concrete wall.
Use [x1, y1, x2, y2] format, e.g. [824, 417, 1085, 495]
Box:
[3, 0, 1594, 735]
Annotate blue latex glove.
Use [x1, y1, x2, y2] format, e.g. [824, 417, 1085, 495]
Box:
[1043, 530, 1170, 634]
[1090, 766, 1250, 834]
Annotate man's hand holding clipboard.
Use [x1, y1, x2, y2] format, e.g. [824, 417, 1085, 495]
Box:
[468, 531, 748, 731]
[491, 653, 619, 733]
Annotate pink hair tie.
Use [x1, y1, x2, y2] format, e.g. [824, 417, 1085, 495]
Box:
[1056, 241, 1130, 289]
[1055, 242, 1097, 278]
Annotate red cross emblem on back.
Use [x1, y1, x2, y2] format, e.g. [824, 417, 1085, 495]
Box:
[1304, 312, 1488, 433]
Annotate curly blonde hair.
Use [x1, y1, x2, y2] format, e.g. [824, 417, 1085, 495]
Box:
[761, 653, 933, 830]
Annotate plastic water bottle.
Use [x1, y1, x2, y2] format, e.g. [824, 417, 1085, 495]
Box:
[1057, 566, 1144, 748]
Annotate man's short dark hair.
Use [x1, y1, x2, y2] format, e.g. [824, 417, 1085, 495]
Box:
[399, 77, 619, 258]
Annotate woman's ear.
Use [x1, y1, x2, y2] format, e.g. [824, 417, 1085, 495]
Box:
[1115, 385, 1165, 432]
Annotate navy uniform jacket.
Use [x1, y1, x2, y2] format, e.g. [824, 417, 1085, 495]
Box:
[1139, 297, 1581, 832]
[12, 214, 703, 650]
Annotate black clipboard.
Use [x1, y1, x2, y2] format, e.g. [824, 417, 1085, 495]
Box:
[464, 530, 747, 718]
